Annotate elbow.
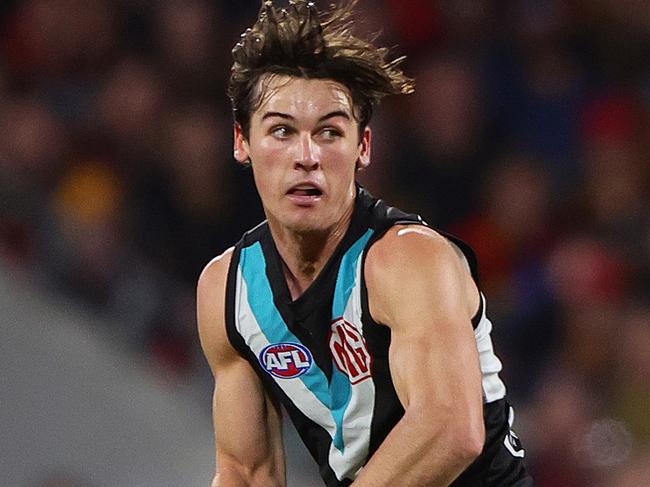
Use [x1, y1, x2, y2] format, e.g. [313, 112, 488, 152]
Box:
[406, 402, 486, 471]
[451, 419, 485, 465]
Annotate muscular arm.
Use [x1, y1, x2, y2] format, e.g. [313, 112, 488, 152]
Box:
[197, 250, 286, 487]
[352, 226, 485, 487]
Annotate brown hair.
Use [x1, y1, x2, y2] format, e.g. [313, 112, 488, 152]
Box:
[228, 0, 414, 139]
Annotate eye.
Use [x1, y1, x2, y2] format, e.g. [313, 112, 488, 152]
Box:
[270, 125, 293, 139]
[319, 128, 342, 140]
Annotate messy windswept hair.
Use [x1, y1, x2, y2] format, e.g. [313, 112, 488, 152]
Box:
[228, 0, 414, 139]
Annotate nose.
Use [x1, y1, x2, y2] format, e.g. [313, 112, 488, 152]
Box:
[294, 133, 320, 171]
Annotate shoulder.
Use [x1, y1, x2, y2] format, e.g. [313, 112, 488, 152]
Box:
[197, 247, 236, 373]
[197, 246, 235, 297]
[365, 225, 478, 328]
[366, 225, 461, 279]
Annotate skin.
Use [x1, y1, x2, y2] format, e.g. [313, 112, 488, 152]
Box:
[197, 76, 485, 486]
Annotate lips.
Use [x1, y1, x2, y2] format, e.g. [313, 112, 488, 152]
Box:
[287, 182, 323, 197]
[286, 181, 324, 206]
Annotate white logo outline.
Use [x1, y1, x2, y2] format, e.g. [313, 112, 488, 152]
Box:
[259, 342, 313, 379]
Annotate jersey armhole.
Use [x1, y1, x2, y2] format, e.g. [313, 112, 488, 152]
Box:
[359, 220, 425, 330]
[224, 243, 251, 358]
[359, 223, 484, 331]
[438, 231, 481, 287]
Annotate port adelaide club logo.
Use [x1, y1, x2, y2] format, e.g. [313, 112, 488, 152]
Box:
[329, 318, 372, 384]
[259, 343, 313, 379]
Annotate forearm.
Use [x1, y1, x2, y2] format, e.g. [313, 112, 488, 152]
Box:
[351, 410, 482, 487]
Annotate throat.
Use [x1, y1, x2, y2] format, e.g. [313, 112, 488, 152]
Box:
[283, 263, 317, 301]
[269, 197, 356, 300]
[278, 233, 334, 300]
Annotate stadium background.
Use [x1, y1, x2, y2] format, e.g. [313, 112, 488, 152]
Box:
[1, 0, 648, 485]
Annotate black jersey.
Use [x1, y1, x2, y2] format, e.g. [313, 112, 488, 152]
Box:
[224, 187, 532, 486]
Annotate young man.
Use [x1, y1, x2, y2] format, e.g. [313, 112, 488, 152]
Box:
[197, 1, 532, 485]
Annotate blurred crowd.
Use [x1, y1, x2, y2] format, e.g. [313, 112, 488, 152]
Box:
[1, 1, 648, 485]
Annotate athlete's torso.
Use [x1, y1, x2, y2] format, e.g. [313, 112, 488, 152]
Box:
[225, 187, 531, 486]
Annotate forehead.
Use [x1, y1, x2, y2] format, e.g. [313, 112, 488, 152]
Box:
[253, 75, 355, 120]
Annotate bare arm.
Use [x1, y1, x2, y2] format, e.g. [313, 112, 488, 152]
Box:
[351, 226, 485, 487]
[197, 249, 286, 487]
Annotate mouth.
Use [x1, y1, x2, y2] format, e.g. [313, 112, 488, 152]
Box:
[286, 182, 324, 205]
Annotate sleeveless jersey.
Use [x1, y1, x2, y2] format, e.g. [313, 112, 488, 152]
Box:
[224, 187, 531, 486]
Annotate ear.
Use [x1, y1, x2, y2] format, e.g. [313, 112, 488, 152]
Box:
[233, 123, 251, 164]
[357, 127, 372, 170]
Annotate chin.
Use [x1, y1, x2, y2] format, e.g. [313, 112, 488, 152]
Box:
[282, 214, 331, 235]
[285, 220, 326, 235]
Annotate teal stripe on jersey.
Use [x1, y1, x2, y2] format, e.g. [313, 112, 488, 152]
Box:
[332, 229, 374, 317]
[330, 229, 374, 452]
[240, 242, 332, 409]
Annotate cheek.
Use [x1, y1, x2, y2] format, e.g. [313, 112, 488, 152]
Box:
[251, 154, 285, 199]
[325, 146, 360, 177]
[258, 138, 294, 168]
[252, 166, 277, 197]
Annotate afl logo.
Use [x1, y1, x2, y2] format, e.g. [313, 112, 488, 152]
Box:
[259, 343, 313, 379]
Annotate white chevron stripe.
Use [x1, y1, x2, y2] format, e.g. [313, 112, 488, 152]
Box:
[329, 257, 375, 480]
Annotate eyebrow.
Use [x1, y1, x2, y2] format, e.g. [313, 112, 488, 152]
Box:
[261, 110, 352, 122]
[318, 110, 351, 122]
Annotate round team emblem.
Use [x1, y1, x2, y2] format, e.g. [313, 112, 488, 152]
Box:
[259, 342, 313, 379]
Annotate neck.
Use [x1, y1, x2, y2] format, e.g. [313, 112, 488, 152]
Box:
[269, 204, 355, 300]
